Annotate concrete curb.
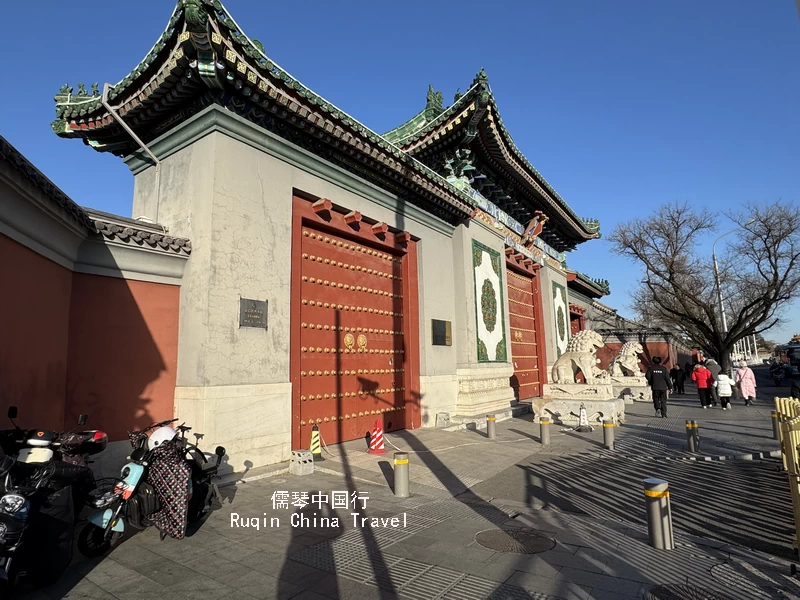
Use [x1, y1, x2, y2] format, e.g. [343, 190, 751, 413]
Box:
[595, 449, 782, 463]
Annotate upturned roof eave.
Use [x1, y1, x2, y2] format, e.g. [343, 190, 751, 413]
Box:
[50, 0, 479, 223]
[566, 269, 610, 298]
[392, 86, 600, 242]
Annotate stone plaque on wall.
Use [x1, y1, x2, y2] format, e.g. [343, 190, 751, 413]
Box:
[239, 298, 268, 329]
[472, 240, 507, 363]
[432, 319, 452, 346]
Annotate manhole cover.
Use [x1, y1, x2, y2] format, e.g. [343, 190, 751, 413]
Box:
[474, 528, 555, 554]
[645, 584, 732, 600]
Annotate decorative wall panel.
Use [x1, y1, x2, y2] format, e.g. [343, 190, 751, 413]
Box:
[472, 240, 507, 363]
[552, 281, 569, 358]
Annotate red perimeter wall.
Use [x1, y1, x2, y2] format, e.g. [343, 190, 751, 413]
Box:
[0, 234, 72, 430]
[0, 234, 179, 440]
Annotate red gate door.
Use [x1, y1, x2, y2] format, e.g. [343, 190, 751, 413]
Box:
[291, 197, 420, 450]
[506, 266, 545, 400]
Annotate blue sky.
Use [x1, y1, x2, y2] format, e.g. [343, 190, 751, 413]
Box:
[3, 1, 800, 342]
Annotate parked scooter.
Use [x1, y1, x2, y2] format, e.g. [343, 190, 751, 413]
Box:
[0, 407, 107, 597]
[78, 418, 225, 556]
[172, 422, 226, 522]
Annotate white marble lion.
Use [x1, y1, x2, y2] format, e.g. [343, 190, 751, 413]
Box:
[551, 330, 609, 385]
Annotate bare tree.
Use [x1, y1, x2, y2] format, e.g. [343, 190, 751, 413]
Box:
[609, 201, 800, 371]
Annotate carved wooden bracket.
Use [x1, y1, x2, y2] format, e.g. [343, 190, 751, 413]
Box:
[371, 222, 389, 236]
[312, 198, 332, 214]
[522, 259, 533, 268]
[395, 231, 412, 245]
[504, 248, 515, 257]
[513, 253, 526, 263]
[344, 211, 362, 226]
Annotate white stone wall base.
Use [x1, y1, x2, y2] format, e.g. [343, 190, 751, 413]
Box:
[419, 375, 460, 427]
[542, 383, 615, 401]
[534, 398, 626, 425]
[174, 383, 292, 471]
[455, 365, 516, 416]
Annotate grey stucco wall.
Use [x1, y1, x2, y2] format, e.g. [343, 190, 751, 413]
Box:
[130, 109, 467, 465]
[539, 262, 568, 370]
[567, 289, 593, 315]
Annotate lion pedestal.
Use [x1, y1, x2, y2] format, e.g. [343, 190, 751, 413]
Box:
[611, 378, 652, 403]
[607, 342, 651, 403]
[536, 330, 626, 425]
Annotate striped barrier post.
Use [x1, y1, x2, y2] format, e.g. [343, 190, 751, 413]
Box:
[540, 418, 551, 447]
[603, 419, 614, 450]
[310, 424, 323, 462]
[643, 478, 674, 550]
[487, 415, 496, 440]
[394, 452, 409, 498]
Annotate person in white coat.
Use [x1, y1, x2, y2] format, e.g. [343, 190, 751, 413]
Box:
[715, 372, 735, 410]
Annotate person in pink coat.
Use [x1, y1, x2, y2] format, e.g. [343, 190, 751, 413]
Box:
[735, 361, 757, 406]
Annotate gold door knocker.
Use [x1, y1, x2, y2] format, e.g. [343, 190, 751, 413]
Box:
[357, 334, 368, 351]
[344, 333, 355, 351]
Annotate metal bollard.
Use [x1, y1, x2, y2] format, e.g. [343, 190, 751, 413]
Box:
[487, 415, 496, 440]
[685, 420, 699, 452]
[540, 418, 551, 447]
[772, 411, 781, 441]
[685, 420, 696, 452]
[603, 419, 614, 450]
[643, 478, 674, 550]
[393, 452, 409, 498]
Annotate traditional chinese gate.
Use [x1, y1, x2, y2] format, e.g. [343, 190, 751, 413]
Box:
[290, 196, 421, 450]
[505, 251, 547, 400]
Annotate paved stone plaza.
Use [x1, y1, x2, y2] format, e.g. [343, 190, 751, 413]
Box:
[17, 371, 800, 600]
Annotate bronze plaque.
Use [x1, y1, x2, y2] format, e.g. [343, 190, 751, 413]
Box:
[432, 319, 452, 346]
[239, 298, 268, 328]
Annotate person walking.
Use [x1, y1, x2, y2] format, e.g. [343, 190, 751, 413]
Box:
[715, 371, 735, 410]
[705, 359, 721, 406]
[645, 357, 673, 418]
[670, 365, 686, 395]
[685, 361, 693, 379]
[791, 377, 800, 400]
[735, 361, 757, 406]
[692, 363, 715, 409]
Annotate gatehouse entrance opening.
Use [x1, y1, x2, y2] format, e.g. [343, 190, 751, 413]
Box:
[290, 195, 420, 449]
[505, 252, 547, 401]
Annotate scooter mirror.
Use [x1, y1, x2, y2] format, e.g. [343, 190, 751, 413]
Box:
[78, 414, 88, 426]
[7, 407, 17, 420]
[215, 446, 226, 457]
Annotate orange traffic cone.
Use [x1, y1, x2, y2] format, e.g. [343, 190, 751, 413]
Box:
[367, 419, 386, 455]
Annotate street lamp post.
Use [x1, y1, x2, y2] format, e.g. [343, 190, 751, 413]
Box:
[713, 219, 756, 374]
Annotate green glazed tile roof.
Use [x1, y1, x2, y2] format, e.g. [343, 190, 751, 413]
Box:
[383, 76, 600, 238]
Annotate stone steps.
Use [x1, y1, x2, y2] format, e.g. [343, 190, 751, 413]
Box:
[441, 402, 532, 432]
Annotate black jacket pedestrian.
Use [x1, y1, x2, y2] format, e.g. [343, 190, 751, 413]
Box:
[669, 367, 685, 385]
[792, 379, 800, 400]
[646, 365, 673, 392]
